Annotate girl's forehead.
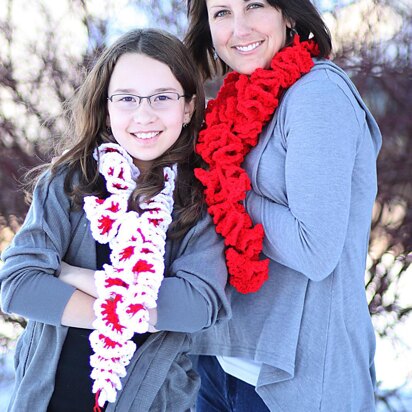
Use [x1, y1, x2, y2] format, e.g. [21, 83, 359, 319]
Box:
[109, 53, 183, 94]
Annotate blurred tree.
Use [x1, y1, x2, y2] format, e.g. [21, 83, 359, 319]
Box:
[0, 0, 109, 226]
[0, 0, 411, 407]
[324, 1, 412, 405]
[128, 0, 187, 37]
[327, 0, 412, 339]
[0, 0, 112, 350]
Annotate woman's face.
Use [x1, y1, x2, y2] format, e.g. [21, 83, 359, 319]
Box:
[206, 0, 291, 75]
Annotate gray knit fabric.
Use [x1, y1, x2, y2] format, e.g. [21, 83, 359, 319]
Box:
[191, 60, 381, 412]
[0, 168, 230, 412]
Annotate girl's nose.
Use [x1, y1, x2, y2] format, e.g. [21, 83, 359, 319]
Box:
[132, 99, 156, 123]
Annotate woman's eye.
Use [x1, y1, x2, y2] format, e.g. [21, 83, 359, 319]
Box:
[214, 9, 230, 18]
[247, 2, 264, 10]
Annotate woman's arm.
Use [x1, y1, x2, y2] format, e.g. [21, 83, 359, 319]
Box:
[246, 79, 360, 280]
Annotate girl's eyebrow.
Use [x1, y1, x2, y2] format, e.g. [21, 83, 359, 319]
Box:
[111, 87, 180, 94]
[154, 87, 180, 93]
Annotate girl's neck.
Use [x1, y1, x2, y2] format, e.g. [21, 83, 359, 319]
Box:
[133, 158, 151, 173]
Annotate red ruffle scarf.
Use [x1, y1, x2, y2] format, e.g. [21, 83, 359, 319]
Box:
[195, 35, 320, 294]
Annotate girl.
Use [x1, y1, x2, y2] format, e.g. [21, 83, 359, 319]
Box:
[0, 29, 229, 412]
[185, 0, 381, 411]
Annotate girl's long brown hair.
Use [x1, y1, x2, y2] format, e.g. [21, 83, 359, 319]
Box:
[43, 29, 206, 238]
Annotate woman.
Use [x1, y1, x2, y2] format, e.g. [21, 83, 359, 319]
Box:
[185, 1, 381, 411]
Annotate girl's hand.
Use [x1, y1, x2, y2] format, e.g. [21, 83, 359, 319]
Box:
[59, 261, 98, 298]
[59, 262, 160, 332]
[61, 290, 96, 329]
[148, 307, 159, 333]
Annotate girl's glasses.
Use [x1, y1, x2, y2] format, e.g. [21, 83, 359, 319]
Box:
[107, 92, 186, 111]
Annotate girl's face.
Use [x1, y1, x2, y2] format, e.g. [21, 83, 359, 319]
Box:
[206, 0, 291, 75]
[107, 53, 194, 171]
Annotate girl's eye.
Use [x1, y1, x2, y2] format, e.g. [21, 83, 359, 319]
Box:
[120, 95, 136, 102]
[154, 94, 172, 102]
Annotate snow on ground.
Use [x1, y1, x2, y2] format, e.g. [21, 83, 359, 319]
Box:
[1, 321, 412, 411]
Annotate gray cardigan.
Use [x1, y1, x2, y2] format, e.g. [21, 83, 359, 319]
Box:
[0, 169, 230, 412]
[191, 60, 382, 411]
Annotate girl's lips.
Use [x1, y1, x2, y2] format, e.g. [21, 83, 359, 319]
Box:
[131, 131, 161, 140]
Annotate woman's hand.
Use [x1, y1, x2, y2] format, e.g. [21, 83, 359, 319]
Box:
[59, 261, 98, 298]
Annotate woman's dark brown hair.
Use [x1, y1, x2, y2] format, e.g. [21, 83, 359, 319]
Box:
[49, 28, 206, 238]
[185, 0, 332, 79]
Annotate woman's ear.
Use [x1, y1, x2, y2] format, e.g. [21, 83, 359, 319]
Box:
[286, 19, 295, 30]
[184, 95, 196, 125]
[283, 12, 295, 30]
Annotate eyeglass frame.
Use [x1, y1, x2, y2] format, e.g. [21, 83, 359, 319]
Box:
[107, 92, 188, 111]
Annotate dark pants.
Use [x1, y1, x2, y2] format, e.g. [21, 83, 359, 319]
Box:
[195, 355, 270, 412]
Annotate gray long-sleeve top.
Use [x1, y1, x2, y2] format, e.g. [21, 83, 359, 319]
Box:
[191, 60, 382, 412]
[0, 168, 230, 412]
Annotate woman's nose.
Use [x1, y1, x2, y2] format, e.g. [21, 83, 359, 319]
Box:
[232, 14, 252, 37]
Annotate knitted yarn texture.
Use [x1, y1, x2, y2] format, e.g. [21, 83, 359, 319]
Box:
[83, 143, 176, 410]
[195, 35, 320, 293]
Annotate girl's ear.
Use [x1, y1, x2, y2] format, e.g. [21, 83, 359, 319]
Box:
[183, 95, 196, 125]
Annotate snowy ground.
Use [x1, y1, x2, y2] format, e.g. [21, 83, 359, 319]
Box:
[0, 350, 14, 408]
[1, 322, 411, 411]
[374, 315, 412, 412]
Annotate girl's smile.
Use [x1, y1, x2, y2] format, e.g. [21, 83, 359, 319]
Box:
[131, 131, 161, 140]
[107, 53, 194, 171]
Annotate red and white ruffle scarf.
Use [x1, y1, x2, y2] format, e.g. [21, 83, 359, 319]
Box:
[83, 143, 176, 410]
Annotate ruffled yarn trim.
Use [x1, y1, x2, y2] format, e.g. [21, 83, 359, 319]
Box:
[195, 35, 320, 293]
[83, 143, 176, 408]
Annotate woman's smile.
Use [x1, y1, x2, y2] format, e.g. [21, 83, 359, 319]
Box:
[233, 40, 263, 53]
[207, 0, 290, 74]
